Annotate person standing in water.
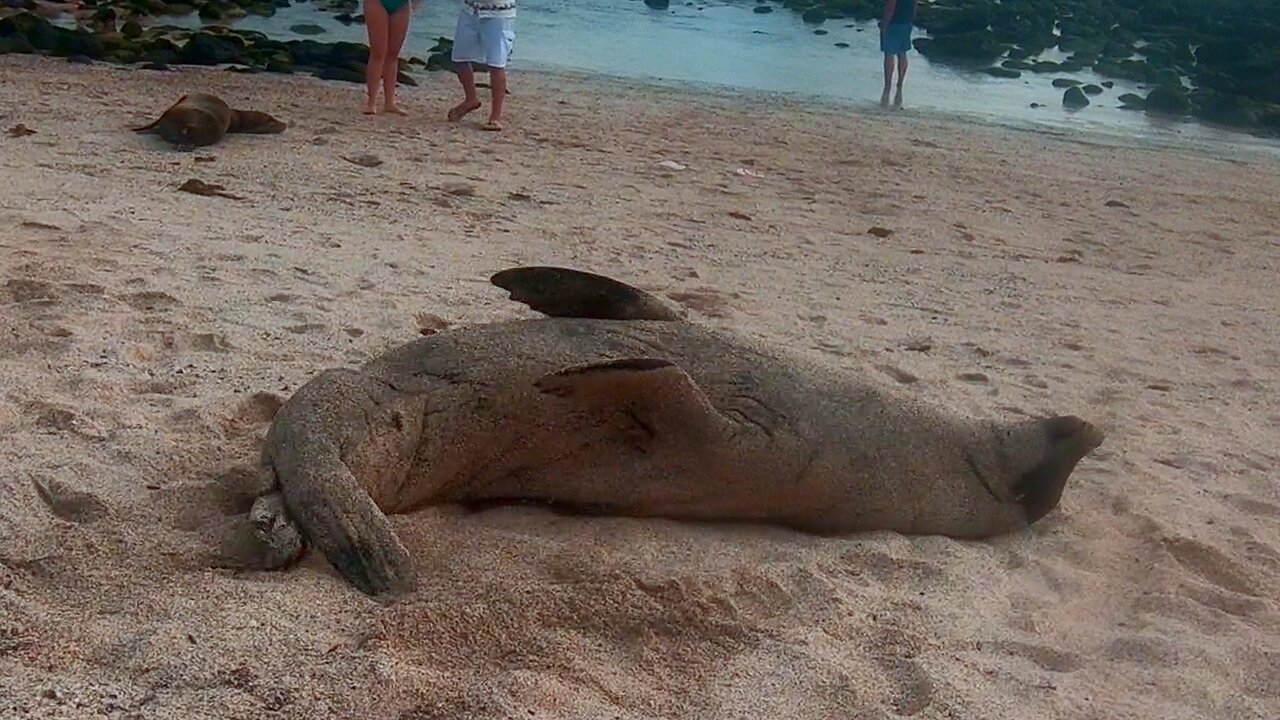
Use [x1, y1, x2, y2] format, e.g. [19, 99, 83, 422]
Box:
[879, 0, 916, 108]
[362, 0, 419, 114]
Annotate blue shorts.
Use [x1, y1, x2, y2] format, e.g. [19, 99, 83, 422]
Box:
[880, 22, 912, 55]
[451, 9, 515, 68]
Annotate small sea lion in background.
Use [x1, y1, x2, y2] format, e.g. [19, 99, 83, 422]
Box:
[132, 92, 286, 148]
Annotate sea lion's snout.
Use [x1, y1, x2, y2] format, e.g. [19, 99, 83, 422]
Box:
[1015, 415, 1105, 525]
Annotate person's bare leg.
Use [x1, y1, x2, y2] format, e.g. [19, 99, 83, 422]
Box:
[485, 67, 506, 130]
[894, 53, 908, 107]
[382, 5, 412, 114]
[363, 0, 389, 114]
[881, 54, 894, 107]
[449, 63, 482, 121]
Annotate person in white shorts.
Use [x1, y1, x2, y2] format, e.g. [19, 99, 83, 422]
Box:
[446, 0, 516, 131]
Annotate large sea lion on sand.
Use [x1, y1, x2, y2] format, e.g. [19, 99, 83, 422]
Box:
[132, 92, 286, 148]
[223, 266, 1106, 597]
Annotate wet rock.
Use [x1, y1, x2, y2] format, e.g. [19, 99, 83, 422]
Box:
[180, 31, 247, 65]
[1145, 85, 1192, 115]
[1063, 86, 1090, 108]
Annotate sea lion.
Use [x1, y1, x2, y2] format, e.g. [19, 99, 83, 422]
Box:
[227, 266, 1106, 597]
[132, 92, 287, 148]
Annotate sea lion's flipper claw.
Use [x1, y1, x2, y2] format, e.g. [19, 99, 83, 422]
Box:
[216, 491, 305, 570]
[490, 266, 685, 321]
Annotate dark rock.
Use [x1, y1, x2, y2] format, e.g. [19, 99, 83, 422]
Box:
[1117, 92, 1144, 108]
[121, 20, 143, 39]
[1063, 86, 1089, 107]
[643, 0, 670, 8]
[1052, 77, 1080, 88]
[813, 28, 827, 35]
[1082, 83, 1103, 95]
[912, 32, 1008, 64]
[834, 41, 849, 48]
[180, 31, 247, 65]
[984, 66, 1021, 79]
[752, 4, 772, 13]
[316, 65, 364, 83]
[801, 7, 825, 24]
[1145, 85, 1191, 115]
[290, 23, 326, 35]
[49, 28, 104, 60]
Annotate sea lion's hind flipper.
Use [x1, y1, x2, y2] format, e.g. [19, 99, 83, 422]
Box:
[130, 117, 162, 133]
[228, 109, 288, 134]
[1013, 415, 1105, 525]
[535, 357, 729, 441]
[131, 95, 188, 133]
[491, 266, 685, 321]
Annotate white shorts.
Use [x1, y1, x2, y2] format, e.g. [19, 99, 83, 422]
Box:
[451, 9, 515, 69]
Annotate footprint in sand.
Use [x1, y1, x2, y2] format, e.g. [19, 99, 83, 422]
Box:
[667, 288, 735, 319]
[32, 476, 109, 524]
[986, 640, 1084, 673]
[1222, 495, 1280, 519]
[1162, 535, 1262, 597]
[877, 364, 919, 384]
[124, 290, 180, 312]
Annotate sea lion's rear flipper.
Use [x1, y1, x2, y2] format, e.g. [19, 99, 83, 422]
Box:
[228, 109, 288, 134]
[1011, 415, 1105, 524]
[131, 95, 188, 133]
[535, 357, 730, 443]
[131, 116, 163, 133]
[491, 266, 685, 321]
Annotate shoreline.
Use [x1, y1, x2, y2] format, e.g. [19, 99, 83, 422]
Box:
[2, 53, 1279, 720]
[7, 0, 1280, 154]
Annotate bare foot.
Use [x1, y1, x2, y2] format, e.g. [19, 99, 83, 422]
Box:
[879, 88, 890, 108]
[362, 98, 378, 115]
[482, 119, 503, 132]
[384, 104, 407, 116]
[893, 86, 903, 108]
[448, 100, 482, 122]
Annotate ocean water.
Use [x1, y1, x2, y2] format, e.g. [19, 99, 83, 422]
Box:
[168, 0, 1279, 155]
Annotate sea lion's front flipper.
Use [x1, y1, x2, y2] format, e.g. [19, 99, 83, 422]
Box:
[534, 357, 729, 442]
[271, 442, 418, 598]
[262, 368, 421, 598]
[491, 266, 686, 321]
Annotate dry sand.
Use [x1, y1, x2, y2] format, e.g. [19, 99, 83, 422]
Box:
[1, 53, 1278, 720]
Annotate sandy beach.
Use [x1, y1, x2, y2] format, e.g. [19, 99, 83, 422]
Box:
[1, 53, 1278, 719]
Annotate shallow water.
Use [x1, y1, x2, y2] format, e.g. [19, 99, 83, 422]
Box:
[172, 0, 1280, 156]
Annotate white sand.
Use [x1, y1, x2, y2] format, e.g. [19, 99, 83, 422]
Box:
[1, 54, 1278, 719]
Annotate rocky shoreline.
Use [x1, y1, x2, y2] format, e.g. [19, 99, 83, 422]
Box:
[0, 0, 454, 88]
[770, 0, 1280, 137]
[2, 0, 1279, 138]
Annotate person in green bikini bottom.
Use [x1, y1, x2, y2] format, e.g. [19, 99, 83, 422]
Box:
[363, 0, 418, 115]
